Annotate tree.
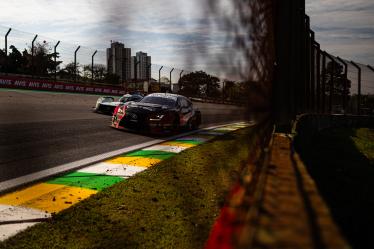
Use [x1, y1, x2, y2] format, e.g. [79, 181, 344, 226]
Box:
[325, 61, 351, 97]
[82, 64, 106, 81]
[178, 70, 220, 97]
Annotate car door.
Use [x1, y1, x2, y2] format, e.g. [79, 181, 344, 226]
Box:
[179, 97, 192, 126]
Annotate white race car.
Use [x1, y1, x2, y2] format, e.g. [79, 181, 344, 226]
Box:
[93, 94, 143, 115]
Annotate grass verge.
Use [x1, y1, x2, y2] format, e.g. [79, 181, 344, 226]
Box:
[296, 127, 374, 249]
[1, 127, 258, 249]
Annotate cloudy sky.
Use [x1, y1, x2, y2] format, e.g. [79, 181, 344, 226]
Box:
[0, 0, 373, 83]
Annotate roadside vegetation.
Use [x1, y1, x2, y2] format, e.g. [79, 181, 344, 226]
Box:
[0, 127, 260, 249]
[296, 127, 374, 249]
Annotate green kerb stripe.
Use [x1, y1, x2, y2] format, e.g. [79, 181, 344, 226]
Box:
[47, 172, 124, 191]
[173, 140, 203, 145]
[124, 150, 176, 160]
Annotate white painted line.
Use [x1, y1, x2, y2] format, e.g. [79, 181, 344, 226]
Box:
[142, 145, 188, 153]
[198, 131, 226, 136]
[175, 136, 211, 142]
[0, 205, 51, 241]
[0, 122, 250, 194]
[77, 163, 146, 178]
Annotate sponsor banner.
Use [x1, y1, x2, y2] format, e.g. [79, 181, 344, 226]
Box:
[0, 76, 126, 96]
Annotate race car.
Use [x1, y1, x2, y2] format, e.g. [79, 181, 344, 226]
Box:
[93, 94, 143, 115]
[111, 93, 201, 133]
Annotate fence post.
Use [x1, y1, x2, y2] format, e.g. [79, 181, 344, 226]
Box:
[91, 50, 97, 82]
[368, 65, 374, 72]
[336, 57, 348, 114]
[350, 61, 362, 115]
[179, 70, 184, 93]
[305, 15, 311, 111]
[169, 68, 174, 92]
[4, 28, 11, 74]
[31, 35, 38, 79]
[158, 66, 163, 91]
[321, 51, 327, 113]
[314, 42, 321, 113]
[310, 30, 315, 111]
[325, 53, 335, 114]
[54, 41, 60, 81]
[74, 46, 80, 83]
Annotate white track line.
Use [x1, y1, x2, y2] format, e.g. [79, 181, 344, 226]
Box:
[77, 163, 147, 178]
[0, 205, 51, 241]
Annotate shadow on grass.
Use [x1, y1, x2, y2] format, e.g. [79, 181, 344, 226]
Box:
[296, 128, 374, 249]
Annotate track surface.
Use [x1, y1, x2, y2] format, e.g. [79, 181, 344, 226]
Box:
[0, 89, 246, 182]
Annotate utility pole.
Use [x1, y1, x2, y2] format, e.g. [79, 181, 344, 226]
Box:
[54, 41, 60, 81]
[31, 35, 38, 79]
[74, 46, 80, 83]
[91, 50, 97, 82]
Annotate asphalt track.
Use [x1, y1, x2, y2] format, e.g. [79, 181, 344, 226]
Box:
[0, 89, 246, 182]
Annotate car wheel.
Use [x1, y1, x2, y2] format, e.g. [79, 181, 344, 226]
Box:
[172, 116, 180, 132]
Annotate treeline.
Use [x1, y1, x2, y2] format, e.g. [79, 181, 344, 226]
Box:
[0, 42, 120, 85]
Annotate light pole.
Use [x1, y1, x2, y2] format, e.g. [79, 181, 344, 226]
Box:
[54, 41, 60, 81]
[169, 68, 174, 92]
[91, 50, 97, 82]
[74, 46, 80, 83]
[31, 34, 38, 78]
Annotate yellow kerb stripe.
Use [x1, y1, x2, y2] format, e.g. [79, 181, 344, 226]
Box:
[159, 141, 197, 148]
[22, 184, 97, 213]
[0, 183, 63, 206]
[105, 156, 161, 168]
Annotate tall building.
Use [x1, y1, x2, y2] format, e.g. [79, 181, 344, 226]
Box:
[131, 51, 151, 81]
[106, 42, 131, 82]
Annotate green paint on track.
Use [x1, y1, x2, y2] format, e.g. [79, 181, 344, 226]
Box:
[47, 172, 124, 191]
[173, 139, 204, 145]
[124, 150, 176, 160]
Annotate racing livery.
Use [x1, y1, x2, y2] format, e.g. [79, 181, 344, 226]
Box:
[93, 94, 143, 115]
[111, 93, 201, 133]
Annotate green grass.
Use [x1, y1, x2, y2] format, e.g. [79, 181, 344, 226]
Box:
[0, 127, 258, 249]
[351, 128, 374, 163]
[296, 127, 374, 249]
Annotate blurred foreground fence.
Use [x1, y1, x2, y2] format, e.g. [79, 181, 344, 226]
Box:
[273, 2, 374, 125]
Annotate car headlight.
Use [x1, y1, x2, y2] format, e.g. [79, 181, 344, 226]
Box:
[150, 114, 164, 120]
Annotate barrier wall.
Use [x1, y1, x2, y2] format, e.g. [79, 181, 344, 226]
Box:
[0, 76, 126, 96]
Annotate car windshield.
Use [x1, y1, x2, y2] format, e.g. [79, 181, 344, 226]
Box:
[101, 97, 114, 103]
[119, 96, 130, 103]
[140, 96, 176, 107]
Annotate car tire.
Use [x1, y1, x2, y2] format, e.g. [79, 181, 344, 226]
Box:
[173, 116, 180, 132]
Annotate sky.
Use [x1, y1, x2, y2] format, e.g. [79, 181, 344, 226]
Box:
[0, 0, 373, 87]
